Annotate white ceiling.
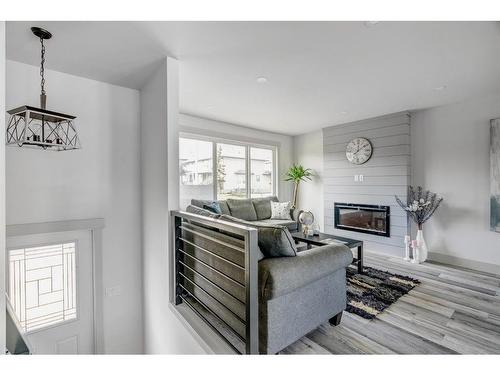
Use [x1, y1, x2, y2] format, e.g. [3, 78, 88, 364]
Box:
[6, 21, 500, 135]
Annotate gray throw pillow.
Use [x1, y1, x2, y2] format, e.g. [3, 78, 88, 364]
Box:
[252, 196, 279, 220]
[226, 199, 258, 221]
[219, 215, 297, 258]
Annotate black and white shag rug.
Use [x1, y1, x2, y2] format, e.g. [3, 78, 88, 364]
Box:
[346, 265, 420, 319]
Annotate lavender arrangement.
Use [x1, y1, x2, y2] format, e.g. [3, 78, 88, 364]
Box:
[395, 186, 443, 230]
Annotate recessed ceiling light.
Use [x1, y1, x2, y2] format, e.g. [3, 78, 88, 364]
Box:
[256, 77, 268, 84]
[340, 111, 348, 115]
[433, 85, 447, 91]
[364, 21, 380, 27]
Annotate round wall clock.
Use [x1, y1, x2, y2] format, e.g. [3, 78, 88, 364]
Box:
[346, 137, 373, 165]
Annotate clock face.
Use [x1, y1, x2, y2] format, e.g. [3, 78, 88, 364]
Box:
[346, 137, 373, 165]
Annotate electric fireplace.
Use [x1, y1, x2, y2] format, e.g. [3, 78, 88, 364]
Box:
[334, 202, 390, 237]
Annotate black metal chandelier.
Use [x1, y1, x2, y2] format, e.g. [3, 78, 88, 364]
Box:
[6, 27, 81, 151]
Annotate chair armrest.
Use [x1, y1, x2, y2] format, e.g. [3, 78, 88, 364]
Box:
[258, 244, 353, 301]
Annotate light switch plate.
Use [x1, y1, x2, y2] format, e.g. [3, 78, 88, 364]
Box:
[354, 175, 359, 182]
[359, 174, 364, 182]
[105, 286, 122, 297]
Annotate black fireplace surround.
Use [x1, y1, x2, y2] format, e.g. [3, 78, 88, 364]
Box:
[334, 202, 390, 237]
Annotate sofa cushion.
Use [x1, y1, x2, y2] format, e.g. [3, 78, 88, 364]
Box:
[220, 215, 297, 258]
[191, 198, 211, 208]
[258, 219, 298, 232]
[190, 199, 230, 215]
[226, 199, 258, 221]
[252, 196, 279, 220]
[186, 204, 220, 219]
[217, 201, 231, 215]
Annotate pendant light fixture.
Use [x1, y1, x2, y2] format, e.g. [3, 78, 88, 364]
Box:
[6, 27, 81, 151]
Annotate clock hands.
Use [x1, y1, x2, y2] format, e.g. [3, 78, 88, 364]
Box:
[353, 144, 369, 155]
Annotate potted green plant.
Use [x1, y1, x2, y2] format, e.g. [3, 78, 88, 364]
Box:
[285, 164, 313, 209]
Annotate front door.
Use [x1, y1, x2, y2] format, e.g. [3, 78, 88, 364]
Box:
[7, 230, 94, 354]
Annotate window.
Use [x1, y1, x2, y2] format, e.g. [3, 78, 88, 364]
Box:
[250, 147, 273, 198]
[179, 135, 276, 205]
[217, 143, 247, 200]
[179, 138, 214, 210]
[8, 242, 77, 332]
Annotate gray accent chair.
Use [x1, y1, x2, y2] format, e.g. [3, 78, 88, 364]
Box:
[190, 196, 300, 232]
[258, 245, 352, 353]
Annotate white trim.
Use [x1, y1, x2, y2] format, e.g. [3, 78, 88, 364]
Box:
[428, 252, 500, 277]
[180, 129, 279, 150]
[6, 218, 105, 238]
[245, 145, 251, 198]
[212, 141, 217, 200]
[91, 227, 104, 354]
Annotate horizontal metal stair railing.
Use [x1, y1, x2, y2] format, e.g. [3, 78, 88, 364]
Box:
[170, 210, 259, 354]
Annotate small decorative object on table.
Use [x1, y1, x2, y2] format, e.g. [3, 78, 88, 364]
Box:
[312, 223, 321, 236]
[395, 186, 443, 263]
[298, 211, 315, 236]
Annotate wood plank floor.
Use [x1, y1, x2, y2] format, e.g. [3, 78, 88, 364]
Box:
[280, 252, 500, 354]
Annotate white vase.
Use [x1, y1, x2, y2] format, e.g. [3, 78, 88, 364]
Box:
[416, 229, 428, 263]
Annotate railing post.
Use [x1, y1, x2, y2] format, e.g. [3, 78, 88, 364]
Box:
[245, 228, 259, 354]
[170, 213, 183, 305]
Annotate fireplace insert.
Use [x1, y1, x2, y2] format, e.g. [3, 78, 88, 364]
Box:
[334, 202, 390, 237]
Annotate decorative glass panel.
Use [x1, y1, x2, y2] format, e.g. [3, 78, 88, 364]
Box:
[217, 143, 247, 200]
[250, 147, 274, 198]
[8, 242, 77, 332]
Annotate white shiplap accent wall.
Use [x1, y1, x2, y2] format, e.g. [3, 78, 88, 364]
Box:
[322, 112, 410, 256]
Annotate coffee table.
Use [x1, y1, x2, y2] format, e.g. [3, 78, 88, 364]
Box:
[291, 232, 364, 273]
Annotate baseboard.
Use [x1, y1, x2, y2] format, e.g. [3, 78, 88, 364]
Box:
[428, 252, 500, 277]
[168, 303, 235, 354]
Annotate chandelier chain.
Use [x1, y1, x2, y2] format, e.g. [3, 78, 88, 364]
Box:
[40, 37, 46, 95]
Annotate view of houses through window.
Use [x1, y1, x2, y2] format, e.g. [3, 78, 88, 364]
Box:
[179, 136, 275, 209]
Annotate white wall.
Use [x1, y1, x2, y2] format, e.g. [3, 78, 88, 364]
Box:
[412, 91, 500, 273]
[5, 60, 143, 353]
[0, 21, 6, 355]
[179, 114, 294, 202]
[141, 58, 204, 354]
[293, 130, 324, 230]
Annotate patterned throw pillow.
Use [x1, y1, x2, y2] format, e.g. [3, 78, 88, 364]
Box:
[270, 201, 292, 220]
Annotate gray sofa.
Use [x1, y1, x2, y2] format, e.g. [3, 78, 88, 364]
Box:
[190, 196, 300, 232]
[180, 198, 352, 353]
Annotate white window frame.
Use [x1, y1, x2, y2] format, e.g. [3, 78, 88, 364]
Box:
[6, 218, 105, 354]
[179, 132, 279, 200]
